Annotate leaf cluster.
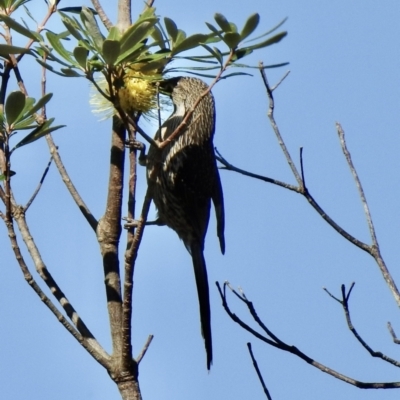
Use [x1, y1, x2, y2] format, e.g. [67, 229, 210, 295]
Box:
[0, 91, 64, 152]
[36, 7, 287, 80]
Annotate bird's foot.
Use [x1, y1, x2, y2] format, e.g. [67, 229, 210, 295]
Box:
[122, 217, 166, 229]
[125, 140, 147, 165]
[122, 217, 140, 229]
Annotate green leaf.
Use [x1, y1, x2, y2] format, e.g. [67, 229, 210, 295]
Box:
[214, 13, 231, 33]
[150, 25, 165, 49]
[58, 6, 97, 14]
[220, 71, 252, 79]
[11, 96, 35, 126]
[184, 71, 220, 79]
[19, 96, 35, 116]
[232, 47, 253, 61]
[13, 118, 65, 149]
[244, 17, 288, 44]
[12, 117, 36, 130]
[60, 68, 82, 77]
[172, 33, 207, 55]
[37, 46, 75, 67]
[201, 32, 222, 45]
[73, 46, 89, 68]
[102, 40, 120, 65]
[107, 26, 121, 41]
[46, 31, 76, 64]
[60, 13, 85, 42]
[164, 17, 178, 43]
[80, 6, 104, 51]
[174, 29, 186, 47]
[119, 20, 156, 54]
[240, 13, 260, 40]
[0, 15, 41, 41]
[5, 91, 25, 125]
[0, 44, 32, 56]
[138, 58, 168, 73]
[223, 32, 241, 49]
[13, 0, 30, 10]
[229, 22, 238, 33]
[24, 93, 53, 117]
[245, 31, 287, 50]
[260, 61, 290, 69]
[138, 6, 156, 20]
[115, 41, 145, 64]
[205, 22, 224, 43]
[200, 44, 223, 65]
[35, 58, 68, 76]
[22, 4, 36, 21]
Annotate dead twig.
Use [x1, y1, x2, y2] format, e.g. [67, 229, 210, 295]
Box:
[217, 281, 400, 389]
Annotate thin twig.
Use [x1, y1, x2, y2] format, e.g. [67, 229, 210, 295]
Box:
[45, 136, 98, 231]
[299, 147, 306, 188]
[387, 322, 400, 345]
[216, 149, 300, 193]
[325, 283, 400, 368]
[247, 343, 273, 400]
[24, 154, 54, 211]
[259, 63, 302, 186]
[270, 70, 290, 91]
[336, 123, 400, 307]
[336, 123, 377, 245]
[217, 149, 372, 252]
[217, 281, 400, 389]
[137, 335, 154, 364]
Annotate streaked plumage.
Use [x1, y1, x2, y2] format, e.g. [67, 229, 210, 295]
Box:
[146, 77, 225, 369]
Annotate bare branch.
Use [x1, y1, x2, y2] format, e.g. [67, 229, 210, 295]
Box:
[97, 116, 125, 359]
[217, 281, 400, 389]
[216, 149, 300, 193]
[46, 135, 98, 231]
[270, 70, 290, 91]
[299, 147, 306, 188]
[24, 154, 54, 211]
[387, 322, 400, 345]
[336, 123, 400, 307]
[259, 63, 302, 186]
[324, 283, 400, 368]
[217, 149, 371, 252]
[6, 214, 110, 369]
[247, 343, 273, 400]
[137, 335, 154, 364]
[91, 0, 113, 30]
[117, 0, 132, 32]
[336, 123, 378, 245]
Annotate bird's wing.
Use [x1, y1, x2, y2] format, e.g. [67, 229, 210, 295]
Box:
[212, 165, 225, 254]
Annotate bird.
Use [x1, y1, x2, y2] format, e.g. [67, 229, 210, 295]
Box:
[146, 76, 225, 369]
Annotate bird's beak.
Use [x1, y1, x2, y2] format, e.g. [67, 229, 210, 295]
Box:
[158, 77, 180, 96]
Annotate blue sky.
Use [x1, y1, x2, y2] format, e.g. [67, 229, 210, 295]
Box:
[1, 0, 400, 399]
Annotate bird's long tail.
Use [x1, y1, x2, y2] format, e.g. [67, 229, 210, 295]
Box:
[190, 242, 212, 370]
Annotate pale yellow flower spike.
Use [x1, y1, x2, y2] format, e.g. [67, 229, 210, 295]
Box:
[118, 71, 158, 114]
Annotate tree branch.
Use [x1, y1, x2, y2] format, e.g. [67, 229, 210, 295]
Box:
[91, 0, 113, 30]
[324, 283, 400, 368]
[217, 281, 400, 389]
[247, 342, 273, 400]
[7, 212, 110, 368]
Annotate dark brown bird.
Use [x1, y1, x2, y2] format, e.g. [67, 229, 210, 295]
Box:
[146, 77, 225, 369]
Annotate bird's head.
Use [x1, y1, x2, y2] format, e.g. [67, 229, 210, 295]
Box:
[158, 77, 209, 108]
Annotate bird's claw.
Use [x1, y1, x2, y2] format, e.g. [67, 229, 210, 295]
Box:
[123, 217, 140, 229]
